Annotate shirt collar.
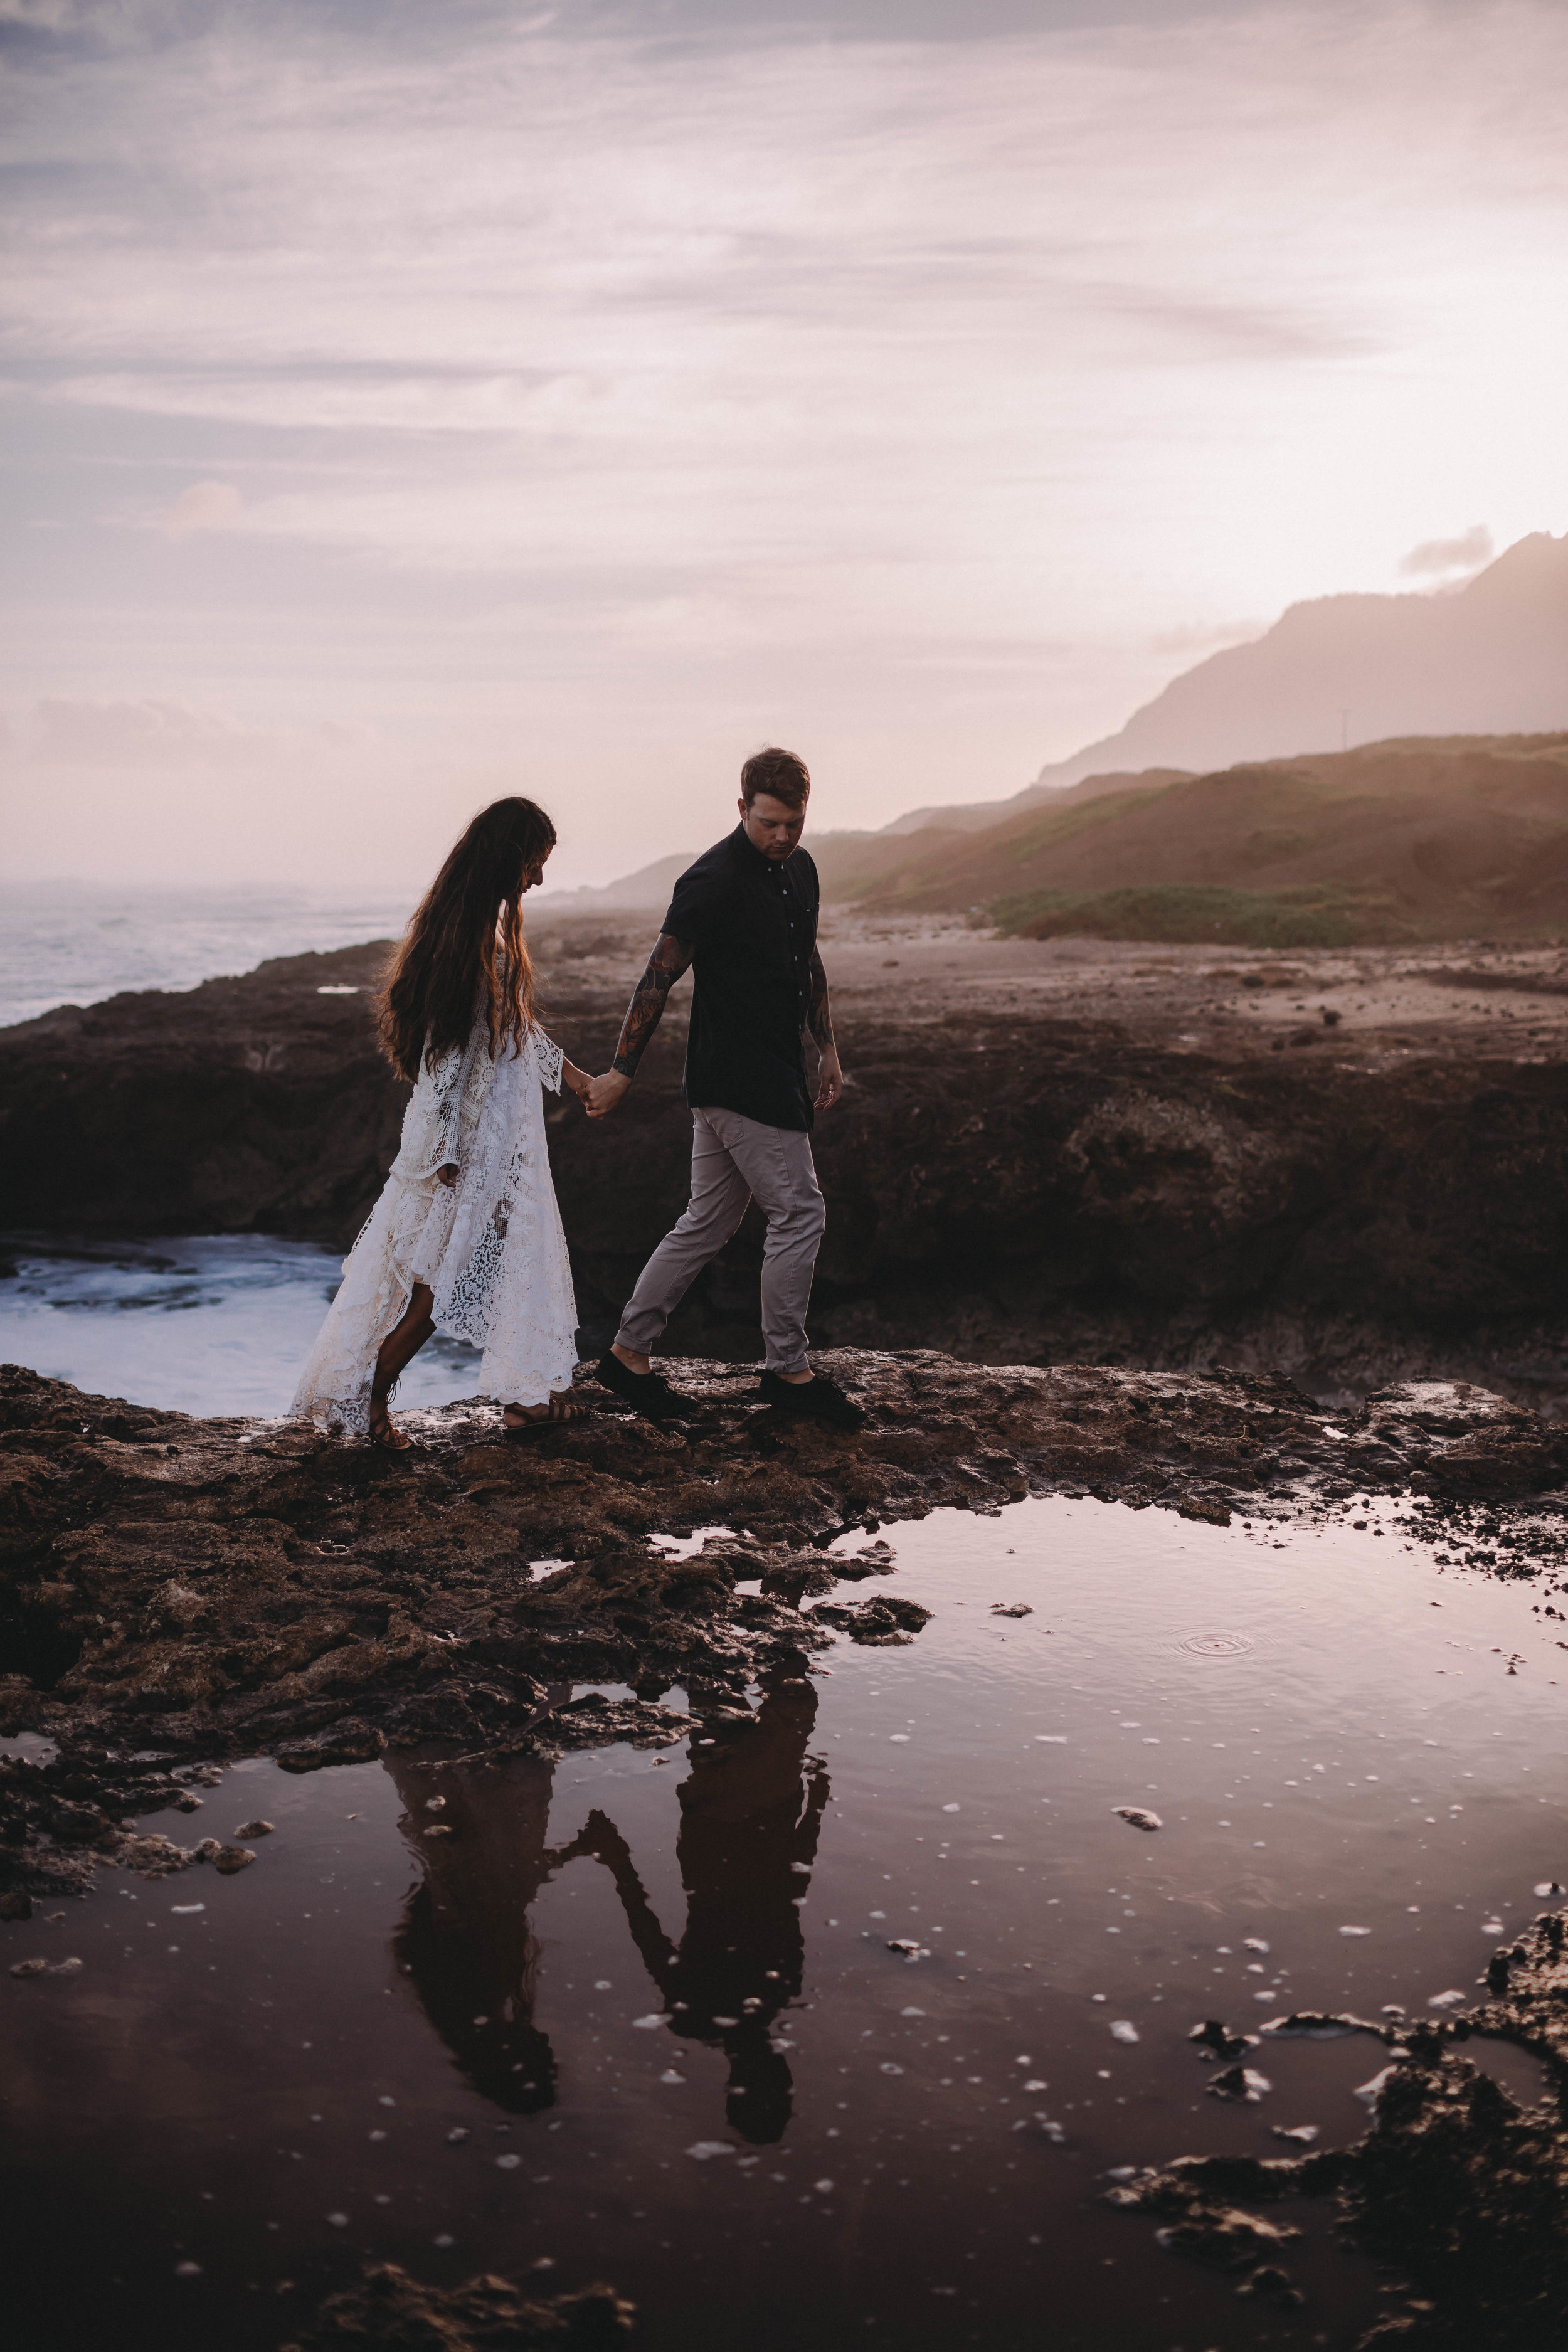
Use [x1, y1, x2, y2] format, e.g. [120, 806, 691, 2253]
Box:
[731, 821, 795, 877]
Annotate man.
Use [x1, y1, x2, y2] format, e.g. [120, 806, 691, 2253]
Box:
[585, 746, 862, 1428]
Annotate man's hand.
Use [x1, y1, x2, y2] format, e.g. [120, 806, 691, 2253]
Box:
[586, 1069, 634, 1120]
[815, 1047, 844, 1111]
[437, 1162, 458, 1189]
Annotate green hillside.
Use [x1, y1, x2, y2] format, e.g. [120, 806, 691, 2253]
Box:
[833, 734, 1568, 944]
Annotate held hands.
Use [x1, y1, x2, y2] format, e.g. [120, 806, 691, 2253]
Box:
[585, 1069, 633, 1120]
[561, 1060, 593, 1104]
[815, 1047, 844, 1111]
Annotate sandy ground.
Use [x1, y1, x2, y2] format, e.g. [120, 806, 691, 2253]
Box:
[536, 906, 1568, 1072]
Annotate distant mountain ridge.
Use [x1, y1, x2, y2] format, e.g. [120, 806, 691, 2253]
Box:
[884, 529, 1567, 837]
[549, 532, 1567, 915]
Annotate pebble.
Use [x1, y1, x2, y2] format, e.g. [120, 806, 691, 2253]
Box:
[1338, 1925, 1372, 1937]
[212, 1846, 255, 1875]
[1207, 2064, 1272, 2102]
[685, 2141, 734, 2161]
[991, 1604, 1032, 1618]
[1113, 1806, 1162, 1831]
[1109, 2020, 1140, 2044]
[233, 1820, 273, 1838]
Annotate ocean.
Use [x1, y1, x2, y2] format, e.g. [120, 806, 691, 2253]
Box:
[0, 882, 484, 1417]
[0, 878, 417, 1030]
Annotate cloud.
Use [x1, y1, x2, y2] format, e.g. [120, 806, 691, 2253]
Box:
[3, 0, 1567, 876]
[163, 478, 245, 534]
[17, 697, 272, 766]
[1399, 524, 1494, 577]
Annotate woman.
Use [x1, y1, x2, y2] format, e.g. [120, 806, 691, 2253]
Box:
[291, 796, 589, 1450]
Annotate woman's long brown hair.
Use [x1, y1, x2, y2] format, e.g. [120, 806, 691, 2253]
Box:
[378, 797, 557, 1081]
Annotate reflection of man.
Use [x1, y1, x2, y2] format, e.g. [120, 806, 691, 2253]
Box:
[388, 1746, 562, 2114]
[563, 1665, 829, 2143]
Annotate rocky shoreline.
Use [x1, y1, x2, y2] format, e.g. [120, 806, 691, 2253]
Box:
[1104, 1907, 1568, 2351]
[8, 923, 1568, 1406]
[6, 1352, 1568, 2348]
[4, 1348, 1566, 1903]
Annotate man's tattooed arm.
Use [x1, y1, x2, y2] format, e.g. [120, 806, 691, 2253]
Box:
[807, 947, 835, 1048]
[611, 933, 694, 1078]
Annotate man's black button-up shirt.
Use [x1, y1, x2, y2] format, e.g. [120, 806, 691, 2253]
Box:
[662, 825, 820, 1132]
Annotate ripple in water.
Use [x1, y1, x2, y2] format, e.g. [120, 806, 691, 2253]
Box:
[1176, 1629, 1256, 1656]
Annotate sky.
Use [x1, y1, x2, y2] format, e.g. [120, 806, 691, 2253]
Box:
[2, 0, 1565, 893]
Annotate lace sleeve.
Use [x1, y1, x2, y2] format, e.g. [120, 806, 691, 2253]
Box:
[532, 1028, 564, 1094]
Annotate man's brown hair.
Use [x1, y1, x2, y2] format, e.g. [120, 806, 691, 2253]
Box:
[741, 746, 810, 809]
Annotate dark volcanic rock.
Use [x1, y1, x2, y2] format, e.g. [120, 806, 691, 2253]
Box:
[281, 2262, 633, 2349]
[1110, 1910, 1568, 2351]
[9, 934, 1568, 1388]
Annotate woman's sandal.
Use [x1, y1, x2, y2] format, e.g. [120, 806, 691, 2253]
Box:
[503, 1396, 578, 1438]
[368, 1399, 421, 1454]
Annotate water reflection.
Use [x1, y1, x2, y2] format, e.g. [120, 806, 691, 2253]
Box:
[389, 1738, 563, 2114]
[387, 1663, 827, 2144]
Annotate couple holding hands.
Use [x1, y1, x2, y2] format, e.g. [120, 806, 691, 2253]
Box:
[292, 748, 864, 1448]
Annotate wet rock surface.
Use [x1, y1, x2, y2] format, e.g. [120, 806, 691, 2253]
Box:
[1108, 1911, 1568, 2349]
[280, 2262, 633, 2349]
[4, 1351, 1567, 1912]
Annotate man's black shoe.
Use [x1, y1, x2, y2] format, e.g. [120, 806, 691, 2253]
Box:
[758, 1369, 866, 1430]
[593, 1351, 690, 1422]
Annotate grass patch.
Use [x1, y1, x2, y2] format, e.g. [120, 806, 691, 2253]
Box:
[989, 881, 1416, 948]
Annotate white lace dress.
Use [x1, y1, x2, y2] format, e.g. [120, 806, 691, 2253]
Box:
[290, 1019, 579, 1434]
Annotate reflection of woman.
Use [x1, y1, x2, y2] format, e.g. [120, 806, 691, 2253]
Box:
[564, 1666, 829, 2143]
[387, 1745, 563, 2114]
[290, 796, 588, 1450]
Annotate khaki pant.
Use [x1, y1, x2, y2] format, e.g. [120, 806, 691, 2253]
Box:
[615, 1106, 826, 1375]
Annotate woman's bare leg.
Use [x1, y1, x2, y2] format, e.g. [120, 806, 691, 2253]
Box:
[370, 1283, 435, 1448]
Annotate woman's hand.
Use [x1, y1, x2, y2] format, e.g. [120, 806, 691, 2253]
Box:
[586, 1069, 633, 1120]
[562, 1060, 593, 1104]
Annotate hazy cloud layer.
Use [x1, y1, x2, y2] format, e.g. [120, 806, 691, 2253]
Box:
[3, 0, 1565, 886]
[1400, 524, 1495, 576]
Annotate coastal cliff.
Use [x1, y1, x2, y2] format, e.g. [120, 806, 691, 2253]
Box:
[5, 924, 1568, 1402]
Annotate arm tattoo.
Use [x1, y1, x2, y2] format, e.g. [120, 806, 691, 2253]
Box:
[807, 947, 835, 1049]
[612, 932, 694, 1078]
